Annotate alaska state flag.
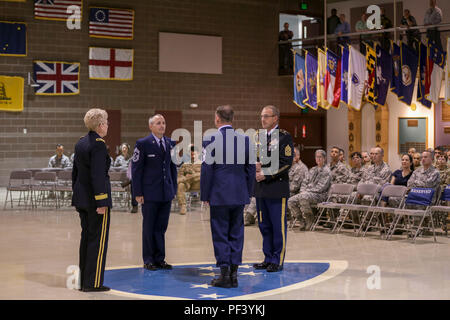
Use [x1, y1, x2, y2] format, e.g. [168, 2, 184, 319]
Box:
[398, 43, 418, 106]
[390, 42, 401, 97]
[325, 49, 341, 108]
[417, 42, 432, 108]
[340, 45, 349, 106]
[293, 51, 307, 109]
[374, 43, 392, 107]
[0, 22, 26, 56]
[303, 51, 318, 110]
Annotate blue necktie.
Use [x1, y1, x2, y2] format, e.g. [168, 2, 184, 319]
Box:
[159, 139, 165, 155]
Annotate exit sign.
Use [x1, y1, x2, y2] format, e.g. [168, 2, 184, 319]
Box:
[300, 2, 308, 10]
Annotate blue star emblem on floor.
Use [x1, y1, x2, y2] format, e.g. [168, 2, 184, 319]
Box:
[104, 260, 348, 300]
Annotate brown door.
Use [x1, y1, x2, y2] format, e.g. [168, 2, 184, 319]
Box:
[104, 109, 121, 159]
[279, 113, 326, 168]
[302, 19, 324, 49]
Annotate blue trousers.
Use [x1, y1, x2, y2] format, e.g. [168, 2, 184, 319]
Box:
[210, 205, 245, 268]
[142, 201, 171, 265]
[255, 197, 288, 266]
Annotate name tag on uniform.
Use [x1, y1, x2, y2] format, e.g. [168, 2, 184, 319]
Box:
[148, 154, 156, 158]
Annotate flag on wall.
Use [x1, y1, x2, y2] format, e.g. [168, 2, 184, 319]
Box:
[425, 42, 446, 104]
[89, 47, 133, 80]
[317, 48, 327, 109]
[89, 7, 134, 40]
[34, 0, 82, 21]
[374, 43, 392, 107]
[417, 42, 432, 108]
[347, 46, 367, 111]
[365, 43, 377, 104]
[303, 51, 318, 110]
[325, 48, 341, 108]
[293, 51, 307, 109]
[33, 61, 80, 95]
[0, 21, 26, 56]
[398, 43, 418, 106]
[340, 45, 349, 106]
[0, 75, 24, 112]
[446, 37, 450, 103]
[390, 41, 401, 97]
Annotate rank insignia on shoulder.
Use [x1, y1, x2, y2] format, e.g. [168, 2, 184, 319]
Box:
[285, 145, 292, 157]
[96, 138, 105, 143]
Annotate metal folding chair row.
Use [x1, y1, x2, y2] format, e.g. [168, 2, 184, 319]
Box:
[430, 185, 450, 237]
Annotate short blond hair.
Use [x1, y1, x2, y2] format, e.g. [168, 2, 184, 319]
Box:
[84, 108, 108, 131]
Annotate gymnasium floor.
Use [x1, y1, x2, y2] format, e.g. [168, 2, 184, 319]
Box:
[0, 189, 449, 300]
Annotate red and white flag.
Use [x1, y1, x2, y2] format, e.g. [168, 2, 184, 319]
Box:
[425, 42, 445, 104]
[34, 0, 82, 21]
[324, 48, 341, 108]
[89, 47, 133, 81]
[89, 7, 134, 40]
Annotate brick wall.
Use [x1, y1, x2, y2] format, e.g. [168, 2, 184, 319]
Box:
[0, 0, 324, 185]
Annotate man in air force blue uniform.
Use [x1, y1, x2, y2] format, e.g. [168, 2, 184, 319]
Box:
[201, 105, 256, 288]
[132, 114, 177, 271]
[253, 105, 293, 272]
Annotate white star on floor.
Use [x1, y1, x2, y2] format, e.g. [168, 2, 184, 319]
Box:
[198, 266, 214, 271]
[239, 264, 252, 269]
[239, 271, 260, 276]
[190, 283, 211, 289]
[198, 293, 225, 299]
[200, 272, 217, 277]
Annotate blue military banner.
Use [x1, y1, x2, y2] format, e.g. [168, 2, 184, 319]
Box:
[303, 51, 318, 110]
[293, 51, 307, 109]
[417, 42, 432, 108]
[390, 41, 401, 97]
[374, 43, 392, 107]
[0, 21, 26, 56]
[340, 45, 349, 106]
[398, 43, 418, 106]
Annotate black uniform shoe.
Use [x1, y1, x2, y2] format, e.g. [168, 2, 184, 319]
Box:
[230, 264, 239, 288]
[253, 262, 270, 270]
[82, 286, 110, 292]
[143, 263, 158, 271]
[211, 266, 231, 288]
[131, 206, 138, 213]
[267, 263, 283, 272]
[155, 261, 172, 270]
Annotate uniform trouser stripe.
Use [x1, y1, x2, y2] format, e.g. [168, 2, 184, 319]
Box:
[279, 198, 286, 266]
[95, 208, 108, 288]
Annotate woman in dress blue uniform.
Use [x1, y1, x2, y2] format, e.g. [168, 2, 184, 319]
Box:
[72, 108, 112, 292]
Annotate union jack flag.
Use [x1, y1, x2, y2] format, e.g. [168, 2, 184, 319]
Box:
[33, 61, 80, 95]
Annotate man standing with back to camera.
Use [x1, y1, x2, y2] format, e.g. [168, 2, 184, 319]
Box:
[132, 114, 177, 271]
[201, 105, 255, 288]
[253, 105, 293, 273]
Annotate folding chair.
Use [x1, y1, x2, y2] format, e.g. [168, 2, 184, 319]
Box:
[56, 170, 73, 207]
[109, 171, 130, 209]
[359, 185, 408, 238]
[387, 187, 437, 242]
[333, 183, 380, 234]
[31, 171, 58, 209]
[311, 183, 355, 231]
[3, 170, 32, 209]
[430, 185, 450, 237]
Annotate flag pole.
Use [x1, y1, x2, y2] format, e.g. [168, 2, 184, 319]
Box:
[324, 0, 327, 49]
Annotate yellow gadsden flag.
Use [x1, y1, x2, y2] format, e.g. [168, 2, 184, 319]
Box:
[0, 76, 24, 112]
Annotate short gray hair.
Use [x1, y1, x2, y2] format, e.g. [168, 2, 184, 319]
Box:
[262, 105, 280, 118]
[149, 114, 165, 125]
[215, 105, 234, 122]
[315, 149, 326, 158]
[84, 108, 108, 131]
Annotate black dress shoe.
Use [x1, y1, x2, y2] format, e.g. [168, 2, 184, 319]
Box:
[144, 263, 158, 271]
[211, 266, 231, 288]
[230, 264, 239, 288]
[82, 286, 110, 292]
[267, 263, 283, 272]
[155, 261, 172, 270]
[253, 262, 270, 270]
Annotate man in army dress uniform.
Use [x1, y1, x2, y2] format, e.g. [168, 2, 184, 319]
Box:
[48, 144, 71, 168]
[288, 149, 332, 231]
[177, 145, 201, 215]
[253, 105, 293, 272]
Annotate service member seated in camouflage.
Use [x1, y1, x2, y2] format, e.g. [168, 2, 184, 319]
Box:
[348, 152, 365, 186]
[412, 152, 422, 171]
[288, 149, 332, 230]
[286, 146, 308, 221]
[330, 146, 350, 184]
[244, 197, 257, 226]
[48, 144, 71, 168]
[114, 143, 131, 168]
[177, 149, 201, 215]
[436, 154, 449, 192]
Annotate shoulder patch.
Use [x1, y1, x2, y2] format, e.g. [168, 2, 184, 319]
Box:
[96, 138, 105, 143]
